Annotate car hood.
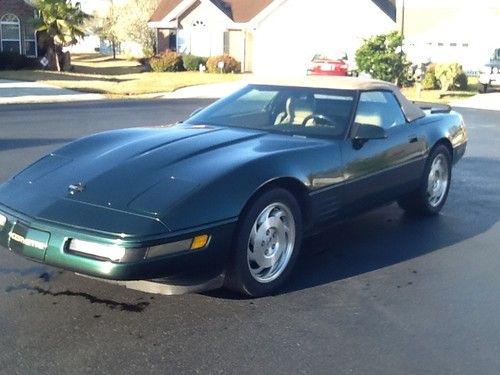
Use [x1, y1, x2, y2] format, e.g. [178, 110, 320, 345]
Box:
[0, 124, 323, 234]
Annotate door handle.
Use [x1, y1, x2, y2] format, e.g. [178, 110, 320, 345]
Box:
[408, 135, 418, 143]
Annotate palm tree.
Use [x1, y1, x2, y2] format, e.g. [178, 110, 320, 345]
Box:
[32, 0, 89, 71]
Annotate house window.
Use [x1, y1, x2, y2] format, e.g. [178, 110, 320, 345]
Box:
[24, 24, 37, 57]
[168, 32, 177, 51]
[192, 20, 206, 27]
[1, 14, 21, 54]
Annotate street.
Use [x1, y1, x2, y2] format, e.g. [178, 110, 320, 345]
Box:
[0, 99, 499, 374]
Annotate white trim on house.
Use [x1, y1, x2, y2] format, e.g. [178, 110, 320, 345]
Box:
[198, 0, 234, 24]
[155, 0, 197, 26]
[149, 0, 235, 28]
[0, 13, 22, 55]
[24, 30, 37, 57]
[248, 0, 288, 27]
[148, 20, 177, 28]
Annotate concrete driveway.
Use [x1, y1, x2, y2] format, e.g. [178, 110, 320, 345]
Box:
[451, 91, 500, 111]
[0, 80, 104, 105]
[0, 100, 499, 374]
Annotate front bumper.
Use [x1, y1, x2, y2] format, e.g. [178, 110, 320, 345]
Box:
[0, 204, 237, 281]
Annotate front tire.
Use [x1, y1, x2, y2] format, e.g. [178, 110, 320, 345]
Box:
[398, 145, 452, 215]
[225, 188, 303, 297]
[478, 83, 488, 94]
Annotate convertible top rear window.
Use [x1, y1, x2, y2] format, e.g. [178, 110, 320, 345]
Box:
[186, 84, 356, 138]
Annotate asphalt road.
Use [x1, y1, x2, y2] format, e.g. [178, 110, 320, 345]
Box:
[0, 100, 499, 374]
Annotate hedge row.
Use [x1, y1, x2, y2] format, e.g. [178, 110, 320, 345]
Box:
[421, 63, 468, 91]
[149, 51, 240, 74]
[0, 52, 39, 70]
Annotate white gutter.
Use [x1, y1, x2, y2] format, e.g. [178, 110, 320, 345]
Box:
[248, 0, 289, 28]
[148, 20, 177, 29]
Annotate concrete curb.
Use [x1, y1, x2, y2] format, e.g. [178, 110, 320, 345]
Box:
[0, 79, 248, 104]
[0, 80, 105, 105]
[160, 81, 248, 99]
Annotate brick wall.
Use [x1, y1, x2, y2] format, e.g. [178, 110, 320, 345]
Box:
[0, 0, 36, 56]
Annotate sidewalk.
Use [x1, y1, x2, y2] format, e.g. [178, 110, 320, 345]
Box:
[0, 79, 246, 105]
[451, 92, 500, 111]
[0, 80, 104, 105]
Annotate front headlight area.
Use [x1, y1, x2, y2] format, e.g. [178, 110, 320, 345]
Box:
[66, 234, 210, 263]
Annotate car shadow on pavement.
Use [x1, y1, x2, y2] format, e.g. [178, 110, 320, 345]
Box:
[206, 156, 500, 299]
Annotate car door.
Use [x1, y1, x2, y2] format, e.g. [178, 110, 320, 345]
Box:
[340, 90, 427, 214]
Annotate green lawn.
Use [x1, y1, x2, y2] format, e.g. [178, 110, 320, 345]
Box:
[0, 53, 244, 97]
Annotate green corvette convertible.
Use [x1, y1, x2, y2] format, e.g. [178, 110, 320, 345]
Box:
[0, 77, 467, 296]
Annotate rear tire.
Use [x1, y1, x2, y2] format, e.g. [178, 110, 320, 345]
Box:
[398, 145, 452, 215]
[224, 188, 302, 297]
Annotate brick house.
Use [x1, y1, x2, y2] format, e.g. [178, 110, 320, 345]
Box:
[148, 0, 396, 75]
[0, 0, 37, 57]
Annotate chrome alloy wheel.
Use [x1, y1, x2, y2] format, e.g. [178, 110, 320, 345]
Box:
[247, 202, 296, 283]
[427, 154, 449, 207]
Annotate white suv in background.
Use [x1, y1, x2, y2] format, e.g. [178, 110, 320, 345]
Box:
[479, 48, 500, 93]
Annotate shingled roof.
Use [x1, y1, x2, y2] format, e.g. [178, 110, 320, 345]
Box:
[150, 0, 396, 23]
[150, 0, 182, 23]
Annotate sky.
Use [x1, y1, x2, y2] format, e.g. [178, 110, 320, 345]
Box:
[77, 0, 127, 14]
[396, 0, 499, 7]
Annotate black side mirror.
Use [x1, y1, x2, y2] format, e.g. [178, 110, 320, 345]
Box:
[352, 123, 387, 149]
[354, 123, 387, 140]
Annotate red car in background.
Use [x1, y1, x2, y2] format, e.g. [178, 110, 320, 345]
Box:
[307, 53, 349, 76]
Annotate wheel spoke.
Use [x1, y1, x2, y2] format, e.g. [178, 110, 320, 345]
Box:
[249, 249, 275, 269]
[246, 201, 296, 283]
[426, 153, 449, 208]
[249, 223, 259, 246]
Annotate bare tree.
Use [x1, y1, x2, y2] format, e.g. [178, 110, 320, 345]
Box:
[116, 0, 161, 57]
[90, 0, 121, 59]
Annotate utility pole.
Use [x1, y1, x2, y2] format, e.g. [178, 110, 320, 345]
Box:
[401, 0, 405, 38]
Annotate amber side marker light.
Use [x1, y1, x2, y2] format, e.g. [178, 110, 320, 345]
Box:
[191, 234, 210, 250]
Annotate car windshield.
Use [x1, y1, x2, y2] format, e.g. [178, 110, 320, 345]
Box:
[312, 53, 347, 61]
[185, 84, 356, 138]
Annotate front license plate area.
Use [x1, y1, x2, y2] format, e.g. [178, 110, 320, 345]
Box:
[8, 222, 50, 261]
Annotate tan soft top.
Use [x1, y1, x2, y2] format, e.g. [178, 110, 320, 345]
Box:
[251, 76, 425, 122]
